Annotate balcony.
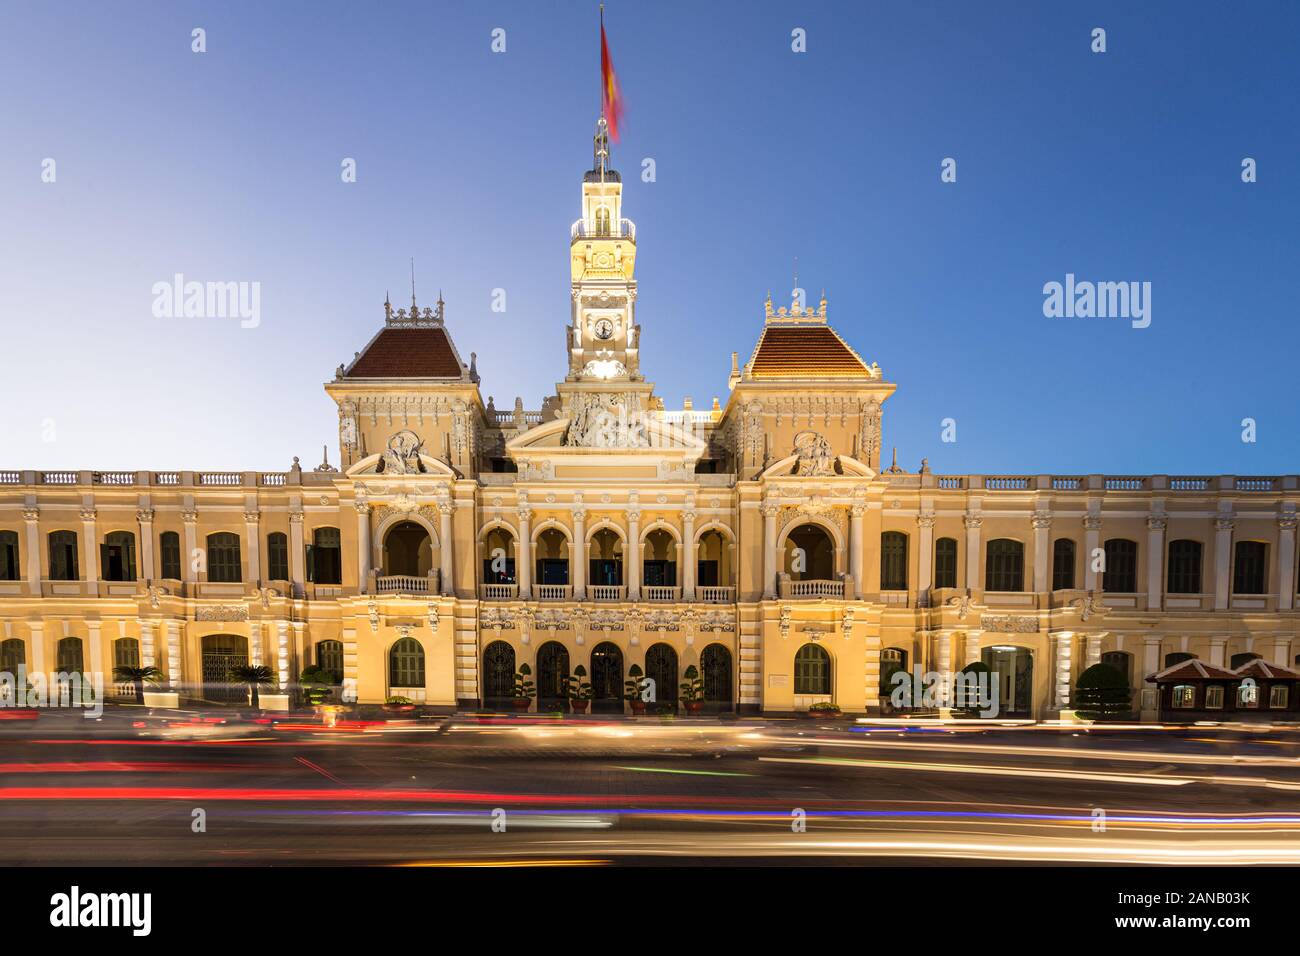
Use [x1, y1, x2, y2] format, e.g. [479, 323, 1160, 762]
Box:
[570, 218, 635, 242]
[536, 584, 572, 601]
[589, 585, 625, 602]
[480, 583, 519, 600]
[698, 586, 735, 604]
[643, 585, 680, 603]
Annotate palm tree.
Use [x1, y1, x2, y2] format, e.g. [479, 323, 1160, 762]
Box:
[230, 664, 276, 709]
[113, 665, 164, 705]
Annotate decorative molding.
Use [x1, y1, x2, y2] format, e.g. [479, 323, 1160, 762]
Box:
[196, 604, 248, 622]
[980, 614, 1039, 633]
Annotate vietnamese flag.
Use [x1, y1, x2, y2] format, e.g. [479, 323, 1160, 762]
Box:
[601, 19, 624, 141]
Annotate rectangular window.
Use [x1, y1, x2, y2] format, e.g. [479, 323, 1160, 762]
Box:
[880, 532, 907, 591]
[1232, 541, 1267, 595]
[1102, 539, 1138, 593]
[985, 540, 1025, 592]
[206, 533, 242, 583]
[1052, 540, 1076, 591]
[1166, 540, 1202, 594]
[267, 534, 289, 581]
[1204, 685, 1224, 709]
[0, 532, 19, 581]
[160, 532, 181, 580]
[1172, 685, 1195, 709]
[933, 538, 957, 589]
[1269, 685, 1289, 709]
[48, 532, 79, 581]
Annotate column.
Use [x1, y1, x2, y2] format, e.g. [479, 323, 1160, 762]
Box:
[166, 621, 182, 692]
[517, 505, 532, 599]
[23, 507, 40, 596]
[1213, 512, 1234, 611]
[182, 508, 199, 589]
[963, 513, 982, 591]
[936, 631, 952, 709]
[356, 501, 371, 592]
[244, 508, 261, 588]
[1277, 512, 1296, 611]
[1272, 634, 1291, 667]
[1083, 513, 1102, 591]
[572, 506, 587, 599]
[626, 505, 641, 600]
[87, 622, 102, 680]
[137, 508, 155, 582]
[1145, 512, 1166, 611]
[80, 507, 98, 596]
[29, 622, 45, 675]
[276, 621, 291, 689]
[438, 501, 454, 597]
[288, 510, 305, 599]
[681, 508, 696, 600]
[964, 630, 983, 667]
[761, 500, 779, 600]
[1031, 512, 1051, 593]
[848, 505, 866, 601]
[139, 621, 155, 669]
[1055, 631, 1074, 711]
[916, 511, 934, 597]
[1087, 632, 1103, 668]
[1141, 636, 1161, 720]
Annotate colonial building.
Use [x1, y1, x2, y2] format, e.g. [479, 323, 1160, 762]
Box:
[1, 119, 1297, 720]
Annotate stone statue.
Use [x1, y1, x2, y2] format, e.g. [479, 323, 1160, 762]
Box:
[793, 431, 834, 476]
[380, 429, 425, 474]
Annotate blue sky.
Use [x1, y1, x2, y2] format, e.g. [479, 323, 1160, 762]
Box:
[1, 0, 1296, 474]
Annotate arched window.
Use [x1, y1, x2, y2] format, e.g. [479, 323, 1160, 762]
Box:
[794, 643, 832, 695]
[933, 537, 957, 589]
[594, 206, 611, 236]
[57, 636, 84, 675]
[1101, 650, 1132, 688]
[48, 531, 78, 581]
[206, 532, 242, 583]
[384, 521, 431, 577]
[1233, 541, 1267, 595]
[113, 637, 140, 670]
[1102, 539, 1137, 593]
[644, 643, 679, 712]
[641, 529, 677, 587]
[482, 641, 516, 709]
[159, 531, 181, 580]
[1052, 539, 1076, 591]
[880, 531, 907, 591]
[266, 532, 289, 581]
[102, 530, 137, 582]
[588, 528, 623, 586]
[482, 527, 516, 584]
[1167, 540, 1202, 594]
[316, 640, 344, 682]
[700, 644, 733, 707]
[0, 530, 19, 581]
[536, 641, 571, 710]
[1164, 651, 1196, 668]
[535, 527, 570, 585]
[0, 638, 25, 672]
[985, 539, 1024, 592]
[388, 638, 425, 688]
[309, 527, 342, 585]
[880, 647, 907, 694]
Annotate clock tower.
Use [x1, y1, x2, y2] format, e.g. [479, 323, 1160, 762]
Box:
[566, 116, 640, 384]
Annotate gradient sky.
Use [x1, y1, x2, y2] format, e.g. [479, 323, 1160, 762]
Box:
[1, 0, 1297, 474]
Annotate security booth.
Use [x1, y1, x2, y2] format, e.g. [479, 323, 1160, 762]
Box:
[1229, 659, 1300, 721]
[1146, 658, 1237, 722]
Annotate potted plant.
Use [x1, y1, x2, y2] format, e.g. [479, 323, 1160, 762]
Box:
[512, 663, 535, 711]
[383, 695, 416, 714]
[624, 664, 648, 715]
[679, 664, 704, 714]
[567, 665, 593, 714]
[298, 664, 335, 707]
[113, 664, 164, 706]
[806, 701, 841, 718]
[231, 664, 277, 710]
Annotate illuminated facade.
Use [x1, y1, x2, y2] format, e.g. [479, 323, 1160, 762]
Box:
[2, 120, 1298, 720]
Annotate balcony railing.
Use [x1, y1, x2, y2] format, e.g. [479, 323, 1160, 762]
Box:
[698, 586, 735, 604]
[536, 584, 572, 601]
[643, 585, 680, 603]
[570, 218, 636, 242]
[375, 572, 436, 595]
[589, 584, 625, 602]
[783, 578, 846, 599]
[480, 583, 518, 600]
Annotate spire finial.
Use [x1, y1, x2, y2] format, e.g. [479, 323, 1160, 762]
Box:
[410, 258, 417, 311]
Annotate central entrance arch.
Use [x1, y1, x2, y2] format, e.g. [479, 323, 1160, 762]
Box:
[384, 521, 432, 577]
[982, 645, 1034, 717]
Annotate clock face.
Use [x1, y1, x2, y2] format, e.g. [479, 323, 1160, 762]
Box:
[594, 318, 614, 340]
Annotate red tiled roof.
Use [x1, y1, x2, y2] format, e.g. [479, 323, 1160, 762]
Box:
[1146, 658, 1237, 683]
[1234, 659, 1300, 681]
[749, 325, 870, 379]
[345, 326, 464, 379]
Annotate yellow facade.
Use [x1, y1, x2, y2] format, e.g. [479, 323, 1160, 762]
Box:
[1, 123, 1297, 719]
